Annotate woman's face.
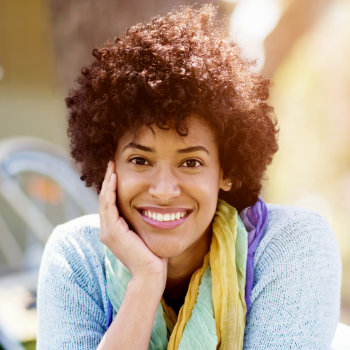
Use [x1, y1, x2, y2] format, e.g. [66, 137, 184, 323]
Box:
[114, 116, 230, 259]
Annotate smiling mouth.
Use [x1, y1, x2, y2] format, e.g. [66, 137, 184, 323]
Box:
[141, 209, 189, 221]
[137, 208, 192, 228]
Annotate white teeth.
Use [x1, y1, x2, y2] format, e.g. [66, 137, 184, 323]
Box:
[143, 210, 187, 222]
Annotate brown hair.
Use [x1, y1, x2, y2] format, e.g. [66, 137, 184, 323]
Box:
[66, 4, 278, 211]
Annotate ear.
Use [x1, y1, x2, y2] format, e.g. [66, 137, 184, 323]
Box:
[219, 170, 232, 192]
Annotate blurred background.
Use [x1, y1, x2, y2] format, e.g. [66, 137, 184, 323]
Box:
[0, 0, 349, 348]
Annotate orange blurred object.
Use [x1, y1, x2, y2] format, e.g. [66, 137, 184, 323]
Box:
[27, 175, 62, 204]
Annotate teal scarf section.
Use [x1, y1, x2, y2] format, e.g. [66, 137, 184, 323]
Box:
[105, 200, 248, 349]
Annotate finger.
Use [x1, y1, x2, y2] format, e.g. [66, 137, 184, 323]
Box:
[99, 161, 113, 226]
[99, 165, 109, 204]
[99, 167, 116, 214]
[100, 160, 114, 199]
[105, 172, 119, 222]
[99, 171, 118, 242]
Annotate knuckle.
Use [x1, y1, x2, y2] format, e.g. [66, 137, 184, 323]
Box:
[103, 201, 109, 211]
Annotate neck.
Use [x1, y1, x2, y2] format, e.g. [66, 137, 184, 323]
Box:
[164, 229, 211, 312]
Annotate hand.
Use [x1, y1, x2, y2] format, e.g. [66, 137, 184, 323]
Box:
[99, 161, 168, 288]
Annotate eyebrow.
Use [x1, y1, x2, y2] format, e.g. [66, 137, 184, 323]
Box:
[177, 146, 209, 155]
[123, 142, 209, 154]
[123, 142, 154, 153]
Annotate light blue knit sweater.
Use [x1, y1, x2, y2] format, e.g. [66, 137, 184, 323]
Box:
[37, 204, 341, 349]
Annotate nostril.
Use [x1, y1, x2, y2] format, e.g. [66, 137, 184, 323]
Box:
[149, 182, 180, 198]
[148, 168, 181, 200]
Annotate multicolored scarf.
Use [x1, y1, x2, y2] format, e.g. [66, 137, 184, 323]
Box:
[105, 199, 248, 349]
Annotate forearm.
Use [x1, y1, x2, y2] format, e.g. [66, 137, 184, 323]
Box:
[97, 277, 164, 350]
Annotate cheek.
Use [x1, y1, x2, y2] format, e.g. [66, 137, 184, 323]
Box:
[193, 171, 221, 198]
[187, 176, 220, 218]
[115, 171, 145, 209]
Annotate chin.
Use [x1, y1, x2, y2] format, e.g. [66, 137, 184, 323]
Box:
[145, 240, 184, 259]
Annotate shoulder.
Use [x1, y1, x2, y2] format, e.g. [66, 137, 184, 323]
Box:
[45, 213, 103, 260]
[37, 214, 107, 309]
[43, 214, 104, 284]
[254, 203, 341, 289]
[37, 214, 109, 348]
[265, 203, 334, 238]
[244, 204, 341, 349]
[42, 214, 104, 274]
[48, 213, 101, 243]
[257, 204, 340, 266]
[45, 213, 103, 258]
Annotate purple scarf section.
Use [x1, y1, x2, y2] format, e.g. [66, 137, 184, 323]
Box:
[240, 198, 268, 314]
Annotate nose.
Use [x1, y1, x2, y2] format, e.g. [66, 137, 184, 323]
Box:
[148, 165, 181, 202]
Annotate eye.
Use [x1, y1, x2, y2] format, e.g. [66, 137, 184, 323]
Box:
[129, 157, 150, 166]
[182, 159, 202, 168]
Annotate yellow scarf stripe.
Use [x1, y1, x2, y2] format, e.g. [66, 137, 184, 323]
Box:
[161, 200, 246, 349]
[161, 299, 177, 337]
[211, 201, 246, 349]
[167, 253, 210, 348]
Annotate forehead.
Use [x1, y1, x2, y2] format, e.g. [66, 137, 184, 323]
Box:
[119, 116, 217, 148]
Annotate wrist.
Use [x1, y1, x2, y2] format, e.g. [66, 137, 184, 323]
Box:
[129, 274, 166, 298]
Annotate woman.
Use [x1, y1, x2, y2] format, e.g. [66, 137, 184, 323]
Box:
[37, 5, 341, 349]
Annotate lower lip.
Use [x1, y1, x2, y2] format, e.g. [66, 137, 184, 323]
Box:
[139, 212, 190, 229]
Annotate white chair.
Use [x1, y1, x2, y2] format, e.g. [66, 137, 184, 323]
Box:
[332, 322, 350, 350]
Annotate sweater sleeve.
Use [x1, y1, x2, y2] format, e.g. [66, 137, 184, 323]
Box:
[243, 205, 342, 350]
[36, 215, 109, 350]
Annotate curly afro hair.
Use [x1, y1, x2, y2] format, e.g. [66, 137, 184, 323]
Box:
[66, 4, 278, 211]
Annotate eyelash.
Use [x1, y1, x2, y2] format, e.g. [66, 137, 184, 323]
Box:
[182, 159, 203, 168]
[129, 157, 150, 166]
[129, 157, 203, 168]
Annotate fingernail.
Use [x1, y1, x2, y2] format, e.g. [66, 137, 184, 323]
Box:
[108, 161, 111, 168]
